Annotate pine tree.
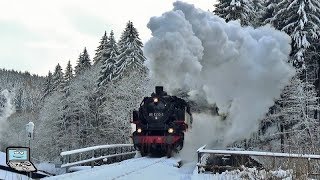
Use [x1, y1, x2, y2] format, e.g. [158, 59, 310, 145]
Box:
[271, 0, 320, 64]
[75, 48, 91, 75]
[43, 71, 53, 98]
[105, 30, 118, 61]
[93, 32, 108, 64]
[117, 26, 130, 51]
[279, 72, 319, 151]
[64, 61, 74, 83]
[97, 30, 119, 87]
[52, 64, 64, 91]
[261, 0, 280, 25]
[63, 61, 74, 96]
[113, 21, 146, 80]
[252, 0, 265, 27]
[257, 69, 320, 153]
[213, 0, 232, 20]
[214, 0, 255, 26]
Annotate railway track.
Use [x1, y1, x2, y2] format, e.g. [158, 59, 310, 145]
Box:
[111, 157, 166, 180]
[45, 156, 183, 180]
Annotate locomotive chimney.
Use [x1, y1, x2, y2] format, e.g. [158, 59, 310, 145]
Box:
[155, 86, 163, 95]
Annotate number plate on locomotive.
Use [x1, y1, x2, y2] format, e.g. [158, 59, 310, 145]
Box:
[149, 113, 164, 117]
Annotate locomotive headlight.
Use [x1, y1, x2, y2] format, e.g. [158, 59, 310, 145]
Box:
[153, 97, 159, 103]
[168, 128, 174, 133]
[137, 128, 142, 133]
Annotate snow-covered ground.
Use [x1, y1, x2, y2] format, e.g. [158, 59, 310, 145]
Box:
[0, 150, 297, 180]
[0, 150, 305, 180]
[0, 152, 29, 180]
[46, 157, 188, 180]
[44, 156, 294, 180]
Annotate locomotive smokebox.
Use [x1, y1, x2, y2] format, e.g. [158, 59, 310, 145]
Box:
[155, 86, 164, 95]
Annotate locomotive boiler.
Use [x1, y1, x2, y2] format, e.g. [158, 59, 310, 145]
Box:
[131, 86, 192, 157]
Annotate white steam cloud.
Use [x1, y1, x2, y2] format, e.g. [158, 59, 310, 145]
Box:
[144, 1, 295, 150]
[0, 89, 15, 134]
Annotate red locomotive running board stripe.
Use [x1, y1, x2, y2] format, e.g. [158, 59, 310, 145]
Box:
[135, 135, 181, 144]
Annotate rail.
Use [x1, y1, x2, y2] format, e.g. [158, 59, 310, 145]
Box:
[60, 144, 136, 172]
[197, 145, 320, 177]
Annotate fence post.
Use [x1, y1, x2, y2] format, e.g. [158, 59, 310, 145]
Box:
[120, 147, 123, 161]
[60, 154, 64, 165]
[273, 157, 276, 170]
[115, 148, 117, 162]
[91, 150, 95, 168]
[307, 158, 310, 176]
[197, 152, 201, 174]
[68, 154, 70, 163]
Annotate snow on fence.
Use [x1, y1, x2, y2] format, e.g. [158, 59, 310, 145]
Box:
[197, 145, 320, 177]
[197, 145, 320, 159]
[60, 144, 136, 172]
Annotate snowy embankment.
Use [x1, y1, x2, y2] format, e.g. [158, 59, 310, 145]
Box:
[45, 157, 187, 180]
[44, 156, 294, 180]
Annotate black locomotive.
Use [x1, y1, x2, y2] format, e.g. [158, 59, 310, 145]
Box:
[131, 86, 192, 157]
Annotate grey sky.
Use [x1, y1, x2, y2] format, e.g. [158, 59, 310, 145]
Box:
[0, 0, 215, 76]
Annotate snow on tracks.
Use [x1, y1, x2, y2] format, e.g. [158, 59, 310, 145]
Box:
[45, 157, 184, 180]
[111, 157, 166, 179]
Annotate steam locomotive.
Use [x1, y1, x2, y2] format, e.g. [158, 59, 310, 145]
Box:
[131, 86, 192, 157]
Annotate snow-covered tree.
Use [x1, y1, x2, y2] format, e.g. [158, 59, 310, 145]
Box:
[271, 0, 320, 64]
[99, 70, 150, 144]
[251, 0, 265, 27]
[256, 70, 320, 153]
[42, 71, 53, 98]
[213, 0, 232, 21]
[97, 30, 119, 87]
[64, 61, 74, 83]
[36, 93, 65, 160]
[75, 48, 91, 75]
[261, 0, 280, 25]
[117, 25, 130, 51]
[62, 60, 74, 97]
[113, 21, 146, 80]
[214, 0, 255, 26]
[64, 66, 103, 149]
[279, 73, 319, 151]
[52, 64, 64, 91]
[93, 32, 108, 65]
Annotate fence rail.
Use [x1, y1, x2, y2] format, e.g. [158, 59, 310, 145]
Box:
[60, 144, 136, 172]
[197, 145, 320, 159]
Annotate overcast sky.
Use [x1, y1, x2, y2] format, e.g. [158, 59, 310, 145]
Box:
[0, 0, 215, 76]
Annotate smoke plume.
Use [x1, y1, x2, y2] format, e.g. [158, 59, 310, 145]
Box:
[0, 89, 15, 134]
[144, 1, 295, 152]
